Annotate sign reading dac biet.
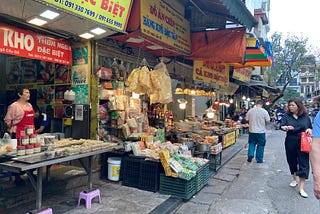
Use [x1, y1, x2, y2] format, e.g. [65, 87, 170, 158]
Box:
[43, 0, 133, 31]
[0, 24, 72, 65]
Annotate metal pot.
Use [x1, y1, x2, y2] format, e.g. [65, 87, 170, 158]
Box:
[197, 143, 212, 152]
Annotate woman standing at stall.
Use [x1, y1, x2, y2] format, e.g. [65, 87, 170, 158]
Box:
[4, 86, 35, 185]
[4, 86, 35, 145]
[280, 98, 312, 198]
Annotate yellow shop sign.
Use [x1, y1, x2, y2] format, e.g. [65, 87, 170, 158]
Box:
[140, 0, 190, 54]
[193, 61, 229, 87]
[43, 0, 133, 31]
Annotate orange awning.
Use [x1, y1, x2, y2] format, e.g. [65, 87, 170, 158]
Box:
[187, 28, 246, 64]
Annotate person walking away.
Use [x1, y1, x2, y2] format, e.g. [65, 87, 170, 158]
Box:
[4, 86, 35, 185]
[280, 98, 312, 198]
[311, 111, 320, 200]
[245, 100, 270, 163]
[34, 105, 51, 134]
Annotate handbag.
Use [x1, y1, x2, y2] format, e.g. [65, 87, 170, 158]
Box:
[300, 132, 311, 153]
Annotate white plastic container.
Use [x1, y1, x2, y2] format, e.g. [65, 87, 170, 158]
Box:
[107, 157, 121, 181]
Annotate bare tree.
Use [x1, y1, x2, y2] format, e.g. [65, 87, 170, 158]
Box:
[268, 32, 311, 104]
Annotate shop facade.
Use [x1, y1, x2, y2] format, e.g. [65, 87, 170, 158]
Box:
[0, 0, 270, 211]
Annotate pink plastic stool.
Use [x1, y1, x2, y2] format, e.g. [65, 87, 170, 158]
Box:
[77, 189, 101, 209]
[36, 208, 52, 214]
[26, 208, 52, 214]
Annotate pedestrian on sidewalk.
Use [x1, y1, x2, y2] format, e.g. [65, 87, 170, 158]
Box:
[280, 98, 312, 198]
[311, 111, 320, 200]
[245, 99, 270, 163]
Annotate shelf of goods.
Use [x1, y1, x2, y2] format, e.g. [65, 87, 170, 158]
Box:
[159, 163, 210, 200]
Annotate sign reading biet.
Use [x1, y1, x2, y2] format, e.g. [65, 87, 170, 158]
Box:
[0, 24, 72, 65]
[43, 0, 133, 31]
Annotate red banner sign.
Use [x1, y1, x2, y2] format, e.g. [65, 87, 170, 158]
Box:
[0, 24, 72, 65]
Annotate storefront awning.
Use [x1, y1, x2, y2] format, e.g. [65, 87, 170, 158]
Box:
[108, 31, 184, 56]
[219, 0, 257, 30]
[187, 27, 246, 64]
[232, 77, 279, 95]
[229, 40, 273, 68]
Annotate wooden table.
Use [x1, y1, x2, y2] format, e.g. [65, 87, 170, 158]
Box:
[0, 145, 122, 210]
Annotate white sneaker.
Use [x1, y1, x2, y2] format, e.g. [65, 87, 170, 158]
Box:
[299, 189, 308, 198]
[289, 180, 297, 187]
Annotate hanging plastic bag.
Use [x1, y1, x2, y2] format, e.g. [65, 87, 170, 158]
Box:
[126, 68, 140, 92]
[150, 62, 172, 104]
[138, 66, 151, 93]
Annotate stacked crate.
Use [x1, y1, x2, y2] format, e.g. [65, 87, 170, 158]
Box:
[159, 163, 210, 199]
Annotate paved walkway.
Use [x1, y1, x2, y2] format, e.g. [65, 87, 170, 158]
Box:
[172, 129, 320, 214]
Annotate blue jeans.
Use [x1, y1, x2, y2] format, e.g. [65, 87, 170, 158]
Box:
[247, 132, 266, 163]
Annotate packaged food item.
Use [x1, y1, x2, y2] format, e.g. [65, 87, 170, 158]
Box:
[33, 143, 41, 153]
[37, 135, 45, 146]
[25, 144, 34, 155]
[29, 134, 37, 144]
[20, 135, 29, 146]
[25, 125, 34, 135]
[17, 145, 26, 156]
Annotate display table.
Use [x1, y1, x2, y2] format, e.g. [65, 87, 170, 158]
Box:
[0, 145, 122, 210]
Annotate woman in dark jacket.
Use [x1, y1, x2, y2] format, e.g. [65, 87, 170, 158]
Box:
[280, 98, 312, 198]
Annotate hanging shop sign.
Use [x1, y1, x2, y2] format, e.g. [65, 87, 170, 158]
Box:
[140, 0, 191, 54]
[220, 82, 239, 95]
[42, 0, 133, 31]
[0, 23, 72, 65]
[193, 60, 229, 87]
[233, 67, 252, 83]
[222, 131, 236, 148]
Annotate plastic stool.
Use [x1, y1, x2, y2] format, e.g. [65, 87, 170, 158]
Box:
[36, 208, 53, 214]
[77, 189, 101, 209]
[25, 208, 52, 214]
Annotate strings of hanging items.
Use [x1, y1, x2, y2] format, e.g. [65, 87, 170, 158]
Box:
[126, 58, 172, 104]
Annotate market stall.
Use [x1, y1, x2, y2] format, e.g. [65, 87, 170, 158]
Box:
[0, 139, 121, 210]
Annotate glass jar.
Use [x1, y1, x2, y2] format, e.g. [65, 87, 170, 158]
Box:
[25, 144, 34, 155]
[20, 135, 29, 146]
[33, 143, 41, 153]
[25, 125, 34, 135]
[17, 145, 26, 156]
[29, 134, 37, 144]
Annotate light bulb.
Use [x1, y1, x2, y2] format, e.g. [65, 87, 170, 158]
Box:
[179, 103, 186, 109]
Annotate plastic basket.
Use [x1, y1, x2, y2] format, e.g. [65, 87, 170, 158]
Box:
[121, 156, 141, 188]
[159, 174, 197, 200]
[122, 156, 162, 192]
[139, 160, 162, 192]
[209, 152, 222, 171]
[195, 163, 210, 191]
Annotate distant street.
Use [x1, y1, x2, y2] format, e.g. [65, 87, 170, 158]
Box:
[173, 129, 320, 214]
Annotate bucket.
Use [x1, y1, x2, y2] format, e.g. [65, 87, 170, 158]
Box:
[108, 157, 121, 181]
